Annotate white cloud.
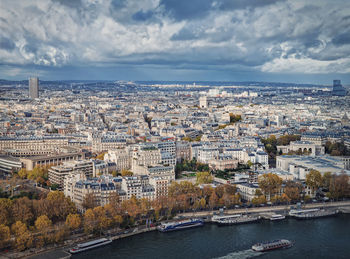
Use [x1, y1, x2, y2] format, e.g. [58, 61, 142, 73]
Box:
[0, 0, 349, 76]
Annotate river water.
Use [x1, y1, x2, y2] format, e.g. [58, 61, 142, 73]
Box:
[73, 214, 350, 259]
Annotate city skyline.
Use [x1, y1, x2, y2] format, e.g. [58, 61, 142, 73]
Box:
[0, 0, 350, 84]
[1, 1, 350, 257]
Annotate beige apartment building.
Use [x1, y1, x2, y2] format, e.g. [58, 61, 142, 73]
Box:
[48, 160, 93, 190]
[0, 136, 69, 153]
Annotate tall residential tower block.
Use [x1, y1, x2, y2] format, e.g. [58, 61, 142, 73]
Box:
[29, 77, 39, 99]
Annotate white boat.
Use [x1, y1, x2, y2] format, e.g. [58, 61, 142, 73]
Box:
[289, 208, 337, 219]
[157, 218, 204, 232]
[212, 214, 242, 222]
[69, 238, 112, 254]
[212, 214, 260, 225]
[270, 214, 285, 221]
[289, 208, 338, 219]
[252, 239, 293, 252]
[289, 208, 319, 216]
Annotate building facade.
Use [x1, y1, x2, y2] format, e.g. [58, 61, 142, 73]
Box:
[48, 160, 94, 190]
[29, 77, 39, 99]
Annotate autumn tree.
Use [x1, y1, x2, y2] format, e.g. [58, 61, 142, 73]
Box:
[209, 191, 219, 209]
[27, 166, 48, 183]
[121, 169, 133, 177]
[255, 189, 263, 196]
[277, 135, 301, 146]
[220, 193, 240, 207]
[65, 213, 81, 231]
[201, 185, 214, 204]
[32, 199, 51, 220]
[35, 215, 52, 246]
[52, 227, 66, 244]
[82, 193, 97, 210]
[0, 198, 13, 226]
[328, 174, 350, 200]
[12, 197, 34, 225]
[169, 181, 198, 197]
[258, 173, 283, 199]
[305, 170, 322, 193]
[271, 194, 290, 204]
[104, 204, 122, 227]
[196, 171, 213, 184]
[322, 172, 332, 190]
[139, 198, 151, 216]
[151, 197, 166, 220]
[96, 152, 106, 160]
[11, 221, 33, 251]
[0, 224, 10, 249]
[46, 191, 76, 222]
[35, 215, 52, 232]
[252, 195, 267, 205]
[84, 209, 96, 233]
[122, 196, 142, 219]
[18, 168, 28, 179]
[108, 192, 120, 209]
[226, 184, 237, 194]
[194, 197, 206, 210]
[93, 206, 113, 232]
[284, 181, 303, 202]
[169, 181, 200, 211]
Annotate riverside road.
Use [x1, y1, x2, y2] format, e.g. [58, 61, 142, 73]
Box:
[178, 200, 350, 218]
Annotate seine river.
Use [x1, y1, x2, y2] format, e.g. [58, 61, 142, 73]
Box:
[73, 214, 350, 259]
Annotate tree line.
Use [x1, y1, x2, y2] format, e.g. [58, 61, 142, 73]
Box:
[252, 170, 350, 205]
[16, 165, 56, 189]
[0, 191, 75, 250]
[325, 141, 350, 156]
[1, 169, 349, 252]
[0, 180, 242, 251]
[175, 158, 209, 177]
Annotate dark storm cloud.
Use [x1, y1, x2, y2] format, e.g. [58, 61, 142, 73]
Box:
[110, 0, 128, 9]
[217, 0, 286, 11]
[0, 0, 350, 81]
[132, 10, 154, 22]
[0, 37, 15, 50]
[159, 0, 214, 21]
[170, 26, 202, 41]
[56, 0, 83, 9]
[332, 32, 350, 46]
[159, 0, 286, 21]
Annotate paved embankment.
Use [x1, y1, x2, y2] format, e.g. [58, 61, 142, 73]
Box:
[110, 227, 157, 241]
[178, 200, 350, 218]
[20, 227, 157, 259]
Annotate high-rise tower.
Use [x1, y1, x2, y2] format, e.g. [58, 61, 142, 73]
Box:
[332, 80, 346, 96]
[29, 77, 39, 99]
[199, 96, 208, 109]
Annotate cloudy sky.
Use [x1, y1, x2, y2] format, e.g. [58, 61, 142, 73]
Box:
[0, 0, 350, 84]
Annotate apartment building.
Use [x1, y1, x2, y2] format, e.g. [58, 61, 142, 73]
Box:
[104, 148, 131, 172]
[48, 160, 94, 190]
[0, 136, 68, 153]
[64, 173, 126, 212]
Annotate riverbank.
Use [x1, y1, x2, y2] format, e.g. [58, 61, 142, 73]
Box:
[177, 200, 350, 218]
[72, 214, 350, 259]
[25, 227, 157, 259]
[2, 200, 350, 259]
[0, 226, 157, 259]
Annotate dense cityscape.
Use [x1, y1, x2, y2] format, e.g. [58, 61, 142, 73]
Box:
[0, 78, 349, 258]
[1, 0, 350, 258]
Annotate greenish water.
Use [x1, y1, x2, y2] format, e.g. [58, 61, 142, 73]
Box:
[73, 214, 350, 259]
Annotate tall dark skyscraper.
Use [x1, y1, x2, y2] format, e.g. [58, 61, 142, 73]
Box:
[29, 77, 39, 99]
[332, 80, 346, 96]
